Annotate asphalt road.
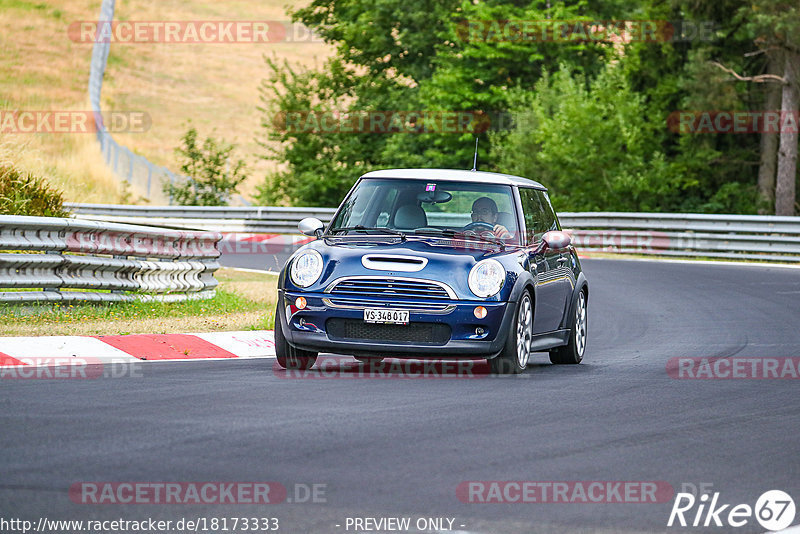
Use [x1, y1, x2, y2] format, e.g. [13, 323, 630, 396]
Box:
[2, 259, 800, 533]
[220, 243, 294, 272]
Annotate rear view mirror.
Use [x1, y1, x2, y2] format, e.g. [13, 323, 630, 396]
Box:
[534, 230, 571, 254]
[416, 190, 452, 204]
[543, 230, 571, 250]
[298, 217, 324, 237]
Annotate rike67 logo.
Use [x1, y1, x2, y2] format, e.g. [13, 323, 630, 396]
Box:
[668, 489, 795, 531]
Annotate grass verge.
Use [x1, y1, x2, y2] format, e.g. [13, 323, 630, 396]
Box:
[0, 267, 278, 336]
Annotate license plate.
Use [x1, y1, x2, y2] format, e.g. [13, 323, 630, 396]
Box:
[363, 308, 409, 325]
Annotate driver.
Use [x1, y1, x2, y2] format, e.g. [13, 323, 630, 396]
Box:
[468, 197, 512, 239]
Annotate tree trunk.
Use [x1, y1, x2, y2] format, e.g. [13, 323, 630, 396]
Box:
[757, 52, 782, 213]
[775, 52, 799, 216]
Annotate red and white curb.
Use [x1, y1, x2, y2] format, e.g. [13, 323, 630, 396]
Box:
[0, 330, 275, 368]
[219, 233, 314, 253]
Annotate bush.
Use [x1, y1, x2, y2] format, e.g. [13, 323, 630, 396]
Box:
[0, 165, 69, 217]
[164, 126, 247, 206]
[492, 64, 687, 212]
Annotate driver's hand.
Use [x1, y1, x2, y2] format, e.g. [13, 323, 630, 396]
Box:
[494, 224, 512, 239]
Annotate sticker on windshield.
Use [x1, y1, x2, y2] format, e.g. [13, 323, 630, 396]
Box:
[426, 183, 436, 192]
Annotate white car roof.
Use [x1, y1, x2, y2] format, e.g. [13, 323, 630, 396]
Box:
[361, 168, 546, 190]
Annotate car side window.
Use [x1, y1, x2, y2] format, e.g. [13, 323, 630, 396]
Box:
[519, 188, 549, 245]
[536, 190, 560, 233]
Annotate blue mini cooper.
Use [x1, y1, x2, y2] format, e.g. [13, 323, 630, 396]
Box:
[274, 169, 588, 374]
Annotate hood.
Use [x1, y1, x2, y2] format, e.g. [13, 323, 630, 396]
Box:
[285, 236, 523, 300]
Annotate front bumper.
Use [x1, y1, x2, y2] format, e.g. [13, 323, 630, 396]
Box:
[278, 290, 516, 358]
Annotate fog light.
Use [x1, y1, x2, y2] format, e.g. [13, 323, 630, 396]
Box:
[295, 296, 307, 310]
[475, 327, 485, 335]
[474, 306, 487, 319]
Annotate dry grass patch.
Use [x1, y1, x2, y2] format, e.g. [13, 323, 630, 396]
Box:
[97, 0, 332, 201]
[0, 310, 270, 337]
[0, 0, 125, 203]
[1, 0, 331, 203]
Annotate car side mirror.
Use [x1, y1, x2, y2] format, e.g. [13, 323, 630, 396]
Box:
[534, 230, 571, 254]
[299, 217, 324, 238]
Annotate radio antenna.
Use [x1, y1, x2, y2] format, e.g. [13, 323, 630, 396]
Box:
[471, 137, 479, 171]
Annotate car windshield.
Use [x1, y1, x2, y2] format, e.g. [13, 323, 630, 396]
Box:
[328, 178, 521, 245]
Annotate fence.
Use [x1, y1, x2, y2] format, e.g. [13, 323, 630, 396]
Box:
[89, 0, 193, 204]
[0, 216, 222, 303]
[66, 205, 800, 263]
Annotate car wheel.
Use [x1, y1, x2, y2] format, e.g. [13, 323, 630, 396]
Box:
[489, 291, 533, 374]
[550, 289, 587, 365]
[354, 356, 384, 364]
[274, 303, 317, 370]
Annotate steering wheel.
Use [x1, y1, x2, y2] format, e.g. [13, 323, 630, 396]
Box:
[463, 221, 495, 232]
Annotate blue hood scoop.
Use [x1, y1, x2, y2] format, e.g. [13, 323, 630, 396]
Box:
[361, 254, 428, 272]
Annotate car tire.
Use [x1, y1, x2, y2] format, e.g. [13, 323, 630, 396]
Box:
[489, 291, 533, 375]
[549, 289, 587, 365]
[274, 303, 318, 370]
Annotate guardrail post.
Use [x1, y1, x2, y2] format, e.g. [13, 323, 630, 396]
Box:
[43, 250, 61, 293]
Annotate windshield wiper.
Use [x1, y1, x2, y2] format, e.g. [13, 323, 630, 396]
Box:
[413, 228, 456, 238]
[412, 228, 505, 249]
[328, 226, 406, 240]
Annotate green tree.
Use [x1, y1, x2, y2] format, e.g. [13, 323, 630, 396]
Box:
[383, 0, 631, 171]
[260, 0, 790, 213]
[256, 57, 406, 207]
[493, 63, 681, 212]
[261, 0, 645, 205]
[292, 0, 461, 82]
[734, 0, 800, 215]
[164, 126, 247, 206]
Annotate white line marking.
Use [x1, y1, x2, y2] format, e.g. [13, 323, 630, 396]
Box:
[0, 336, 139, 363]
[193, 331, 275, 358]
[223, 266, 280, 274]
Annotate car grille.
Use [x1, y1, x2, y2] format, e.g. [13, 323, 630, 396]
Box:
[324, 298, 453, 312]
[327, 277, 452, 300]
[326, 319, 451, 345]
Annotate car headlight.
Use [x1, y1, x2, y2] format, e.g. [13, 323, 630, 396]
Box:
[468, 259, 505, 298]
[290, 250, 323, 288]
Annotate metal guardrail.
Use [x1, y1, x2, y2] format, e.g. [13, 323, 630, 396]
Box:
[0, 216, 222, 303]
[560, 212, 800, 262]
[66, 205, 800, 262]
[67, 204, 338, 233]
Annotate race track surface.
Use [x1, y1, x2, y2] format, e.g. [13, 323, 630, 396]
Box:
[2, 259, 799, 533]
